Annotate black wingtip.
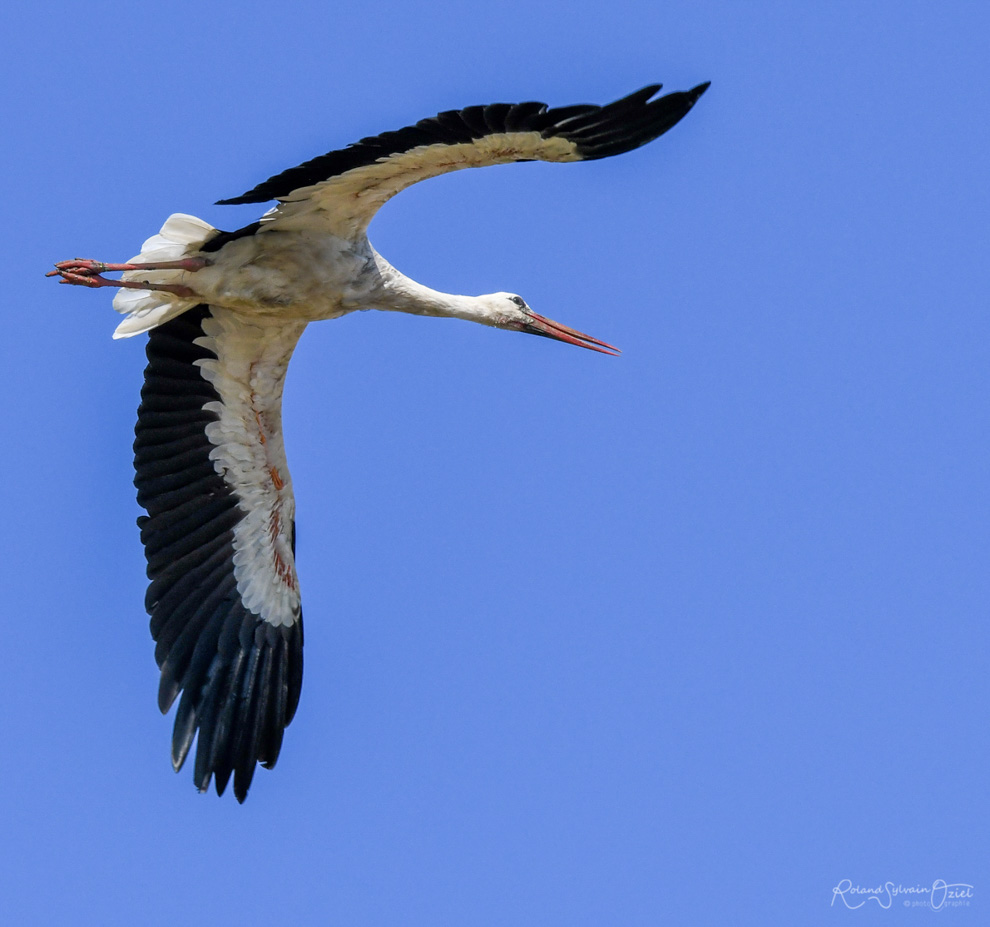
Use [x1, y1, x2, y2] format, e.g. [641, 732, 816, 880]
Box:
[690, 81, 711, 100]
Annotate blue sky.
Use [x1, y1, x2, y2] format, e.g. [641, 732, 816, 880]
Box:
[2, 1, 987, 924]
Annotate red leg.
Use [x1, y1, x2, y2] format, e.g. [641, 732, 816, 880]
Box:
[49, 268, 195, 297]
[46, 256, 210, 278]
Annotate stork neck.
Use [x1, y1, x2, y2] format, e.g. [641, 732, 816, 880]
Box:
[375, 258, 494, 325]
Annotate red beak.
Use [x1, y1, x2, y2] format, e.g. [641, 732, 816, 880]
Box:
[520, 312, 621, 356]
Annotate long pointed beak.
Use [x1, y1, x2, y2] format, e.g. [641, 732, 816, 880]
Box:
[520, 312, 621, 356]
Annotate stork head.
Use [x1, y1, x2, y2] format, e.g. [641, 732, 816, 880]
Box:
[486, 293, 620, 356]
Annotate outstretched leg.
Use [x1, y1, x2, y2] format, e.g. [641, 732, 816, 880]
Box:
[46, 256, 211, 297]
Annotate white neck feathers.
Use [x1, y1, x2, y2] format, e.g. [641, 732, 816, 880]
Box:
[374, 257, 499, 326]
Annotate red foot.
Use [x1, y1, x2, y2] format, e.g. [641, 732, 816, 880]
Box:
[46, 259, 111, 278]
[55, 269, 116, 288]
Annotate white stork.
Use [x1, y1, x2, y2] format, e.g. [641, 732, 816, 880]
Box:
[48, 81, 709, 801]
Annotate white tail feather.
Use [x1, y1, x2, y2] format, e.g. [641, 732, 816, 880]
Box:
[112, 213, 217, 337]
[113, 303, 197, 339]
[140, 213, 217, 251]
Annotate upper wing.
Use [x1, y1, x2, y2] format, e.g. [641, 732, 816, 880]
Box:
[216, 82, 710, 238]
[134, 304, 306, 802]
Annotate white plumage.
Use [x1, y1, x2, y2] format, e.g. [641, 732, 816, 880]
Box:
[198, 311, 303, 629]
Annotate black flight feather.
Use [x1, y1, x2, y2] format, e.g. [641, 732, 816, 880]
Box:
[135, 304, 303, 802]
[216, 83, 710, 205]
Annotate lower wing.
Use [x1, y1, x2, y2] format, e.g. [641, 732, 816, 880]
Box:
[134, 304, 307, 801]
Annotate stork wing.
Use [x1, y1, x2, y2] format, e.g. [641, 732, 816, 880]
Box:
[216, 82, 710, 238]
[134, 305, 306, 802]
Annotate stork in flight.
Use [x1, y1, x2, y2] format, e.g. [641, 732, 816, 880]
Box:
[48, 81, 709, 801]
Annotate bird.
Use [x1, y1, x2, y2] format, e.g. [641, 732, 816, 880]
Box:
[48, 80, 709, 802]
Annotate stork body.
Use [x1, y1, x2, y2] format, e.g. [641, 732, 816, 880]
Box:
[183, 232, 376, 320]
[49, 81, 709, 801]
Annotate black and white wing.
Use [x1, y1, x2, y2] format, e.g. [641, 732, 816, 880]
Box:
[217, 82, 710, 238]
[134, 304, 306, 802]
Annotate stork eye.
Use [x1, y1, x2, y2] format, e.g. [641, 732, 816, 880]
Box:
[510, 296, 525, 308]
